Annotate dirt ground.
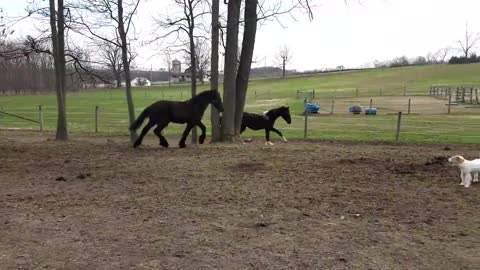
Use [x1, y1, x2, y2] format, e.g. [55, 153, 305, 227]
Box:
[1, 130, 479, 269]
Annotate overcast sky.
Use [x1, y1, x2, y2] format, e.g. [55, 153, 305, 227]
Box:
[2, 0, 479, 71]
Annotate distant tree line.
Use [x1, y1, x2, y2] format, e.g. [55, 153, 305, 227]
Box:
[448, 54, 480, 64]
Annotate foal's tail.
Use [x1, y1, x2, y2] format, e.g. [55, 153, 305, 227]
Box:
[129, 106, 150, 131]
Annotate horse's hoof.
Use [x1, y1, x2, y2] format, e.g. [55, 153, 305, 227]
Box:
[265, 141, 274, 146]
[282, 136, 288, 142]
[179, 144, 186, 148]
[133, 142, 140, 148]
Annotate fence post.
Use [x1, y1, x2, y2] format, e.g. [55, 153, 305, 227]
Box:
[38, 105, 43, 131]
[407, 98, 411, 114]
[448, 92, 452, 114]
[95, 105, 99, 133]
[331, 100, 335, 114]
[404, 85, 406, 96]
[470, 88, 473, 104]
[380, 88, 382, 96]
[313, 89, 315, 99]
[304, 97, 308, 139]
[369, 98, 373, 110]
[356, 88, 359, 97]
[395, 111, 402, 142]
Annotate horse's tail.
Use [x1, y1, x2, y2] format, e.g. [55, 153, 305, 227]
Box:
[129, 106, 150, 131]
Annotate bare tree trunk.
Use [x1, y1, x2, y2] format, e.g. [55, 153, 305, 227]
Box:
[210, 0, 221, 142]
[234, 0, 257, 136]
[115, 70, 122, 88]
[222, 0, 241, 142]
[118, 0, 137, 142]
[188, 0, 197, 144]
[282, 58, 286, 78]
[50, 0, 68, 140]
[189, 31, 198, 143]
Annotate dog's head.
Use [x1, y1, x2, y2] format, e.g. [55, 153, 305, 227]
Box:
[448, 155, 465, 166]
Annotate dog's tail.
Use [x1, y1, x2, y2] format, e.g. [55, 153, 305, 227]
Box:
[129, 106, 150, 131]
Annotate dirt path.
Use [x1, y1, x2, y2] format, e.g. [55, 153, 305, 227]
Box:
[1, 130, 479, 269]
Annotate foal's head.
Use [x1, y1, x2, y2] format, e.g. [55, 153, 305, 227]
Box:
[271, 106, 291, 124]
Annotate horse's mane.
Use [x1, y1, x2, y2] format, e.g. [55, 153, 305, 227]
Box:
[189, 89, 215, 103]
[266, 106, 288, 117]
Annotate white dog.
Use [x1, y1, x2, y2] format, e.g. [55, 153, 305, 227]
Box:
[448, 155, 480, 188]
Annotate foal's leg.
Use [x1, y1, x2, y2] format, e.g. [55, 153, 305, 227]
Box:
[153, 123, 169, 148]
[197, 121, 207, 144]
[133, 121, 155, 148]
[473, 172, 478, 182]
[264, 129, 274, 146]
[271, 127, 287, 142]
[179, 123, 194, 148]
[240, 124, 247, 134]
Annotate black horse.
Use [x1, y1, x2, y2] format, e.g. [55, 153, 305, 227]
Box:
[130, 89, 224, 148]
[241, 106, 291, 145]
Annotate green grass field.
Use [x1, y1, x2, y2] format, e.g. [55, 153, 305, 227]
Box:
[1, 63, 480, 143]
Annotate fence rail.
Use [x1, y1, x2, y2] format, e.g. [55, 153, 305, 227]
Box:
[1, 86, 480, 143]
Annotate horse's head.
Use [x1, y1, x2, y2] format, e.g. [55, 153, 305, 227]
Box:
[279, 106, 291, 124]
[209, 89, 224, 112]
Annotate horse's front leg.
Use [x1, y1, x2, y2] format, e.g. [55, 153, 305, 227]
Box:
[264, 129, 274, 146]
[179, 123, 194, 148]
[197, 121, 207, 144]
[271, 127, 287, 142]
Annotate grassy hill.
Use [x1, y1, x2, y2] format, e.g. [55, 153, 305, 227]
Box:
[1, 63, 480, 143]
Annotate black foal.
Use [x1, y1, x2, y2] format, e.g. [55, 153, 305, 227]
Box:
[240, 106, 291, 145]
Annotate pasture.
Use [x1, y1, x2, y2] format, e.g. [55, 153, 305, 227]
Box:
[1, 64, 480, 143]
[1, 129, 479, 269]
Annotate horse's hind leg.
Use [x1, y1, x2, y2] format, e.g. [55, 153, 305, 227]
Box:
[153, 123, 169, 148]
[179, 123, 194, 148]
[271, 127, 287, 142]
[197, 121, 207, 144]
[133, 121, 155, 148]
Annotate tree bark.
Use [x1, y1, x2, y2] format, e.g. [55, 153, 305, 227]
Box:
[115, 69, 122, 88]
[188, 0, 197, 144]
[210, 0, 221, 142]
[118, 0, 137, 142]
[50, 0, 68, 140]
[234, 0, 257, 136]
[222, 0, 241, 142]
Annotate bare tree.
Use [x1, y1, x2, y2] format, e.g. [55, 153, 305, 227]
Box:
[163, 50, 172, 87]
[234, 0, 257, 136]
[210, 0, 221, 142]
[99, 41, 123, 87]
[49, 0, 68, 140]
[435, 47, 451, 63]
[458, 22, 479, 58]
[221, 0, 242, 142]
[275, 44, 292, 79]
[184, 38, 210, 84]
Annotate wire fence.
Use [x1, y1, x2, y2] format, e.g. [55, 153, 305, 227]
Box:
[1, 87, 480, 143]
